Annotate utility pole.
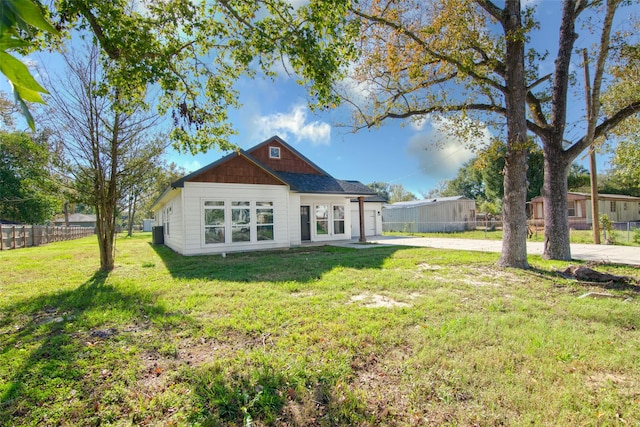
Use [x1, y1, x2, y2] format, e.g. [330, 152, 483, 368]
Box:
[583, 49, 601, 244]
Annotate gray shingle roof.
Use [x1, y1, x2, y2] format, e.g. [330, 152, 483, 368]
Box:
[275, 172, 377, 195]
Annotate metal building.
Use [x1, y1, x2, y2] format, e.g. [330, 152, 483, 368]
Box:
[382, 196, 476, 233]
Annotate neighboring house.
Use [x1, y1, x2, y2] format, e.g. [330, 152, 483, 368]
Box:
[52, 213, 97, 228]
[382, 196, 476, 232]
[350, 196, 386, 238]
[151, 136, 378, 255]
[142, 219, 154, 232]
[530, 192, 640, 228]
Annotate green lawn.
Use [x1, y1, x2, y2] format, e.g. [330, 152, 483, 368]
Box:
[1, 233, 639, 426]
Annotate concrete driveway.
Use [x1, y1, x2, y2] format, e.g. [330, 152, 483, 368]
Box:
[359, 235, 640, 266]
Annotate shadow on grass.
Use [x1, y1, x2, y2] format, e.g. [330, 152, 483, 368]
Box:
[151, 243, 402, 283]
[185, 361, 376, 426]
[0, 270, 169, 423]
[0, 263, 381, 425]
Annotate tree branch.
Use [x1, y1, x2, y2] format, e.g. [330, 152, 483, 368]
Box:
[353, 103, 507, 130]
[350, 6, 505, 93]
[566, 100, 640, 161]
[474, 0, 504, 24]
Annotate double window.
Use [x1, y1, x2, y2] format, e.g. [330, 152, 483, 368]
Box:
[315, 204, 346, 236]
[204, 201, 225, 244]
[204, 200, 274, 245]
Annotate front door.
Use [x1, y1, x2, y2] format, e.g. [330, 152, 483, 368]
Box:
[300, 205, 311, 241]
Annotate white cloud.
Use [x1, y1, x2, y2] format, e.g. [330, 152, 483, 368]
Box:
[254, 104, 331, 146]
[286, 0, 309, 9]
[406, 117, 491, 179]
[409, 115, 430, 131]
[182, 160, 202, 174]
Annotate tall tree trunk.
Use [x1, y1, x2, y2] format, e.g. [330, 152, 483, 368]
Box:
[96, 208, 115, 271]
[99, 107, 120, 271]
[127, 191, 137, 237]
[498, 0, 529, 269]
[542, 141, 571, 260]
[64, 201, 69, 227]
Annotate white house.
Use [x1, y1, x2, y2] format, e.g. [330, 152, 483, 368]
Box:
[350, 196, 386, 238]
[382, 196, 476, 233]
[151, 136, 378, 255]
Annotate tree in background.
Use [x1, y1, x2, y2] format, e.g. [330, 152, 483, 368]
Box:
[367, 182, 416, 203]
[435, 139, 544, 214]
[0, 93, 19, 128]
[46, 47, 163, 271]
[119, 137, 166, 237]
[434, 160, 485, 201]
[389, 184, 417, 204]
[608, 137, 640, 197]
[366, 181, 391, 202]
[138, 162, 187, 222]
[0, 130, 62, 223]
[567, 164, 592, 192]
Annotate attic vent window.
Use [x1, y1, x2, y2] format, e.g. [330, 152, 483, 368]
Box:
[269, 146, 281, 159]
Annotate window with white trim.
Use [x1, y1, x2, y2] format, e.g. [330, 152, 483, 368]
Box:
[256, 201, 274, 241]
[313, 203, 346, 236]
[568, 200, 576, 217]
[204, 201, 225, 244]
[333, 205, 345, 234]
[610, 201, 616, 213]
[164, 205, 172, 236]
[203, 200, 275, 244]
[231, 201, 251, 242]
[315, 205, 329, 235]
[269, 146, 281, 159]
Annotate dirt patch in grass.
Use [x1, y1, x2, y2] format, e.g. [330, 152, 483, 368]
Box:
[417, 263, 443, 271]
[348, 293, 411, 308]
[586, 372, 640, 398]
[290, 291, 314, 298]
[426, 265, 532, 288]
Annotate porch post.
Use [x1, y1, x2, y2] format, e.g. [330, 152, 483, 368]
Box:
[358, 196, 366, 243]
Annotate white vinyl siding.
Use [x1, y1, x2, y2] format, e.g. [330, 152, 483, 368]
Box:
[182, 183, 289, 255]
[300, 196, 352, 241]
[156, 189, 185, 254]
[350, 205, 382, 237]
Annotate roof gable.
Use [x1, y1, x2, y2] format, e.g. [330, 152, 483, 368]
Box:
[151, 135, 376, 211]
[182, 152, 286, 186]
[246, 136, 326, 175]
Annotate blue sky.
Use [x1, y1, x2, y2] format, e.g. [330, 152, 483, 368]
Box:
[3, 0, 634, 197]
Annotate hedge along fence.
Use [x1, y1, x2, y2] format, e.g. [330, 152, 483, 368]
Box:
[0, 224, 95, 250]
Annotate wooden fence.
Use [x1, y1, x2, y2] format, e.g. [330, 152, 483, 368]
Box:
[0, 224, 95, 250]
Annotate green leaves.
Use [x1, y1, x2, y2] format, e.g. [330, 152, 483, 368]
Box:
[1, 0, 58, 34]
[0, 52, 48, 100]
[0, 0, 59, 130]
